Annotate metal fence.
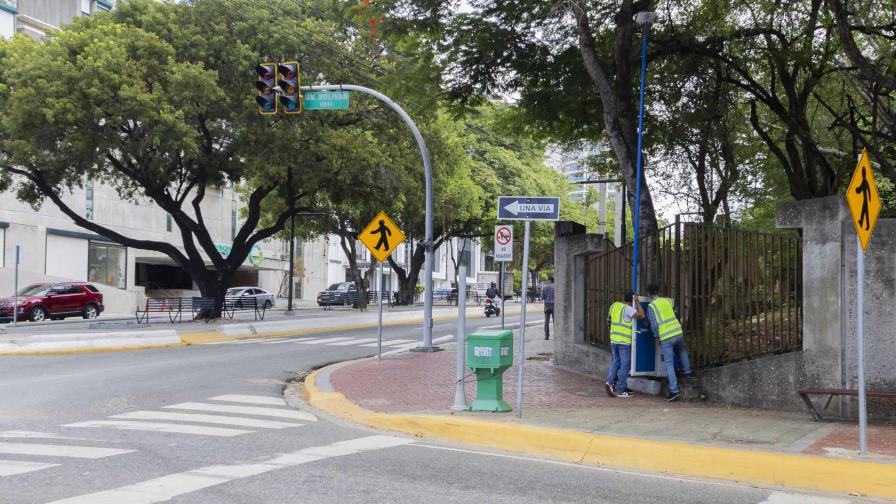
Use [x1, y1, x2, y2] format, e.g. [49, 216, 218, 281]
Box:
[585, 221, 802, 369]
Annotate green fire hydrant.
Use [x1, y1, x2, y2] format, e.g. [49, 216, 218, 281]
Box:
[466, 330, 513, 412]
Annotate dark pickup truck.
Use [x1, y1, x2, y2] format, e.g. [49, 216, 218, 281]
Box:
[317, 282, 359, 306]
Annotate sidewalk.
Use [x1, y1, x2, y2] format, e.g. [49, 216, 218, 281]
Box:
[303, 326, 896, 499]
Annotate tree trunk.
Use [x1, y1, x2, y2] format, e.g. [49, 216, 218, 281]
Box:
[194, 271, 230, 320]
[389, 242, 426, 305]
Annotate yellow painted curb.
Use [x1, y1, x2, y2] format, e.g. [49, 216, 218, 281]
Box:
[0, 342, 185, 356]
[303, 365, 896, 499]
[180, 331, 233, 345]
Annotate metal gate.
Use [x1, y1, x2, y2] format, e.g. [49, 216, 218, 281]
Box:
[585, 221, 802, 369]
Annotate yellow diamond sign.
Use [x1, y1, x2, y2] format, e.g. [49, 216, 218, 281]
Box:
[360, 211, 406, 263]
[846, 149, 881, 251]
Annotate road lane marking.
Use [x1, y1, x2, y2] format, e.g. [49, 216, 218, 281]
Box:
[46, 435, 414, 504]
[207, 395, 286, 406]
[110, 411, 303, 429]
[162, 403, 318, 421]
[330, 337, 378, 346]
[63, 421, 252, 437]
[0, 442, 133, 459]
[360, 338, 416, 347]
[0, 431, 96, 441]
[0, 459, 59, 476]
[759, 493, 850, 504]
[294, 337, 354, 345]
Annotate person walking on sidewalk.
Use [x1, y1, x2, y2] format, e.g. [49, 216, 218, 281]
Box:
[541, 276, 555, 340]
[605, 292, 645, 398]
[646, 283, 694, 402]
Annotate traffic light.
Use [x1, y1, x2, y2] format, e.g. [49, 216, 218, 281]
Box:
[277, 61, 302, 115]
[255, 63, 277, 115]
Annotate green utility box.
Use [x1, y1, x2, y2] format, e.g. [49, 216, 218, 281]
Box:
[466, 330, 513, 412]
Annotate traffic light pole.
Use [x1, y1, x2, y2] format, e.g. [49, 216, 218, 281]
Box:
[300, 84, 437, 351]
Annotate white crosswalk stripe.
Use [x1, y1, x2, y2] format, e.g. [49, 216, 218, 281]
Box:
[294, 336, 355, 345]
[0, 442, 133, 459]
[45, 435, 415, 504]
[0, 459, 59, 477]
[330, 337, 379, 346]
[63, 421, 253, 437]
[759, 493, 851, 504]
[361, 338, 417, 347]
[208, 394, 287, 406]
[110, 411, 303, 429]
[163, 402, 318, 421]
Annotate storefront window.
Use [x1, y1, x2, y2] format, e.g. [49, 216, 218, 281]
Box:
[88, 242, 126, 288]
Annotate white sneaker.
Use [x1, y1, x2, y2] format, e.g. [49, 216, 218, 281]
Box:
[617, 391, 634, 398]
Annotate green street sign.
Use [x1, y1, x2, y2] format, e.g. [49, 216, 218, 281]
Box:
[303, 91, 350, 110]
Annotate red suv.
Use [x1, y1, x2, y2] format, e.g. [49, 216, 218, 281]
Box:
[0, 283, 105, 322]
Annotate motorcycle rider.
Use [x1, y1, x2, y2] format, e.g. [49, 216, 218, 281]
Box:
[485, 281, 501, 315]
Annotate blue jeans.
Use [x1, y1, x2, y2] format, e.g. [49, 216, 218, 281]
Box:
[607, 343, 631, 392]
[660, 335, 692, 394]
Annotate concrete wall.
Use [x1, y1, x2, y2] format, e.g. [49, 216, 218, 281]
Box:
[552, 222, 610, 375]
[699, 351, 805, 412]
[778, 195, 896, 418]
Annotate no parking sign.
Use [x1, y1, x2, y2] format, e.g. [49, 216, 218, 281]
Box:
[494, 225, 513, 262]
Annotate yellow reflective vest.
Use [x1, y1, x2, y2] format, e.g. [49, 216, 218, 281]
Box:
[648, 297, 683, 341]
[608, 302, 632, 344]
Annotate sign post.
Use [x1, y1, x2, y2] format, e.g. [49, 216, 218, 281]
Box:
[494, 225, 513, 330]
[12, 245, 21, 328]
[498, 196, 560, 417]
[451, 265, 468, 410]
[359, 211, 407, 361]
[845, 148, 880, 456]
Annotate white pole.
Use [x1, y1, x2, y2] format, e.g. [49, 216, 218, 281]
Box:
[500, 262, 506, 330]
[857, 238, 867, 455]
[377, 261, 384, 362]
[516, 221, 531, 418]
[12, 245, 20, 328]
[452, 265, 467, 410]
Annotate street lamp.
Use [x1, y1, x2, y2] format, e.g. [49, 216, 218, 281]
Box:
[631, 11, 656, 293]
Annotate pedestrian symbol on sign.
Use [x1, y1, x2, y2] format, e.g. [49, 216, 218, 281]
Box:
[371, 220, 393, 251]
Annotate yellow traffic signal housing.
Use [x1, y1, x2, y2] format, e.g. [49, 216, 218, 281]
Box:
[277, 61, 302, 115]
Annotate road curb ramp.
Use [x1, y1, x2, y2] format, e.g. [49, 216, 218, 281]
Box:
[303, 362, 896, 499]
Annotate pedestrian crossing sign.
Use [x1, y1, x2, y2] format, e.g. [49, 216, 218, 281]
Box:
[846, 148, 881, 251]
[360, 211, 406, 263]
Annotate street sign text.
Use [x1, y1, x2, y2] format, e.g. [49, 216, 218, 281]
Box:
[497, 196, 560, 221]
[304, 91, 350, 110]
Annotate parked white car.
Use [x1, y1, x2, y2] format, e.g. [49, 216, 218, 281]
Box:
[225, 287, 275, 309]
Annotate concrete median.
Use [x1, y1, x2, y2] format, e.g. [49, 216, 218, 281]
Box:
[0, 330, 182, 354]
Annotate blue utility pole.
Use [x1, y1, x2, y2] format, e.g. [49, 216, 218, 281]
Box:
[631, 12, 656, 293]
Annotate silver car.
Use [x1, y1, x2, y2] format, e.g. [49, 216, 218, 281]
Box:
[225, 287, 275, 310]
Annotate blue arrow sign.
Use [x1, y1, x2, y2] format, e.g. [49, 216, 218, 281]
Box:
[497, 196, 561, 221]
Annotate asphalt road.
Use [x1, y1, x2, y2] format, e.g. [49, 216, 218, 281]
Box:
[0, 314, 881, 504]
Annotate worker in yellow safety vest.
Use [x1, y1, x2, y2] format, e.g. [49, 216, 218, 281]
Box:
[646, 283, 694, 402]
[605, 292, 645, 398]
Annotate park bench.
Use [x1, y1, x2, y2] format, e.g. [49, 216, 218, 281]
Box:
[135, 297, 216, 324]
[798, 388, 896, 421]
[221, 296, 267, 321]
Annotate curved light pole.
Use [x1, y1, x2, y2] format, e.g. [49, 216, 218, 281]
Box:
[631, 12, 656, 293]
[301, 84, 436, 350]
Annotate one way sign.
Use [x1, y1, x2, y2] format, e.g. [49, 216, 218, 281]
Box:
[497, 196, 561, 221]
